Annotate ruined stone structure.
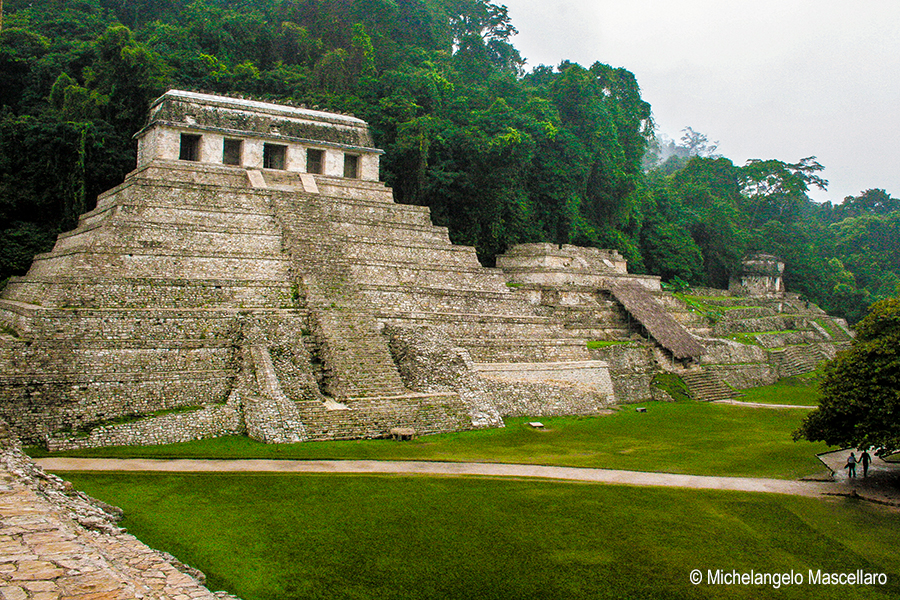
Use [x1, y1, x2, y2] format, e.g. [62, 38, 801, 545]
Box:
[730, 253, 786, 297]
[0, 91, 853, 449]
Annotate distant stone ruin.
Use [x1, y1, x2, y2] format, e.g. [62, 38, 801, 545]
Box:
[0, 91, 853, 449]
[730, 253, 786, 297]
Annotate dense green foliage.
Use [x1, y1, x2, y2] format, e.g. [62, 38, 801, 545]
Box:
[66, 472, 900, 600]
[795, 296, 900, 453]
[1, 0, 897, 321]
[30, 403, 831, 479]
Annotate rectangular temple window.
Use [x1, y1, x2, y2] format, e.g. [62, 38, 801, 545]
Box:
[263, 143, 287, 170]
[179, 134, 201, 161]
[223, 139, 242, 165]
[306, 148, 324, 174]
[343, 153, 360, 178]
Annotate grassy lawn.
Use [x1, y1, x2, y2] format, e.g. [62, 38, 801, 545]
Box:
[725, 331, 804, 346]
[737, 373, 822, 406]
[63, 472, 900, 600]
[31, 402, 832, 480]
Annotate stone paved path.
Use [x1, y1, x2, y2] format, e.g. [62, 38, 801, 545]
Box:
[36, 458, 840, 498]
[1, 447, 239, 600]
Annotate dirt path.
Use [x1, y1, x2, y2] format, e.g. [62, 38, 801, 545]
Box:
[712, 399, 817, 409]
[36, 457, 842, 498]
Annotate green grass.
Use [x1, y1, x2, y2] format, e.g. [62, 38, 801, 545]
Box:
[29, 402, 831, 480]
[674, 293, 732, 301]
[726, 331, 804, 346]
[675, 293, 726, 322]
[63, 472, 900, 600]
[677, 293, 759, 312]
[651, 372, 692, 402]
[728, 332, 762, 345]
[585, 340, 633, 349]
[737, 373, 822, 406]
[815, 319, 837, 338]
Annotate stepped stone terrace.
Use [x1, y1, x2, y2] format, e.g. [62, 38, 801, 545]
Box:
[0, 90, 853, 449]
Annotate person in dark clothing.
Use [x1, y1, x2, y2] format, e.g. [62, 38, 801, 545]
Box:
[861, 450, 872, 478]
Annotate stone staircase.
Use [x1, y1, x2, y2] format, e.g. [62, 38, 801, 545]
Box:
[681, 370, 736, 402]
[770, 345, 824, 378]
[270, 192, 408, 399]
[244, 344, 307, 443]
[294, 391, 468, 440]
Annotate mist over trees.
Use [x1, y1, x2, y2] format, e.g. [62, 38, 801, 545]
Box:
[0, 0, 897, 323]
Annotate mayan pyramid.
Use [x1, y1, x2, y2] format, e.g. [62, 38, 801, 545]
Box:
[0, 91, 851, 449]
[0, 91, 619, 448]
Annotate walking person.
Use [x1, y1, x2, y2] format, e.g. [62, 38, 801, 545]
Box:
[845, 452, 857, 478]
[860, 449, 871, 478]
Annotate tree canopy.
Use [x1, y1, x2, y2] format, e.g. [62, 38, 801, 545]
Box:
[794, 296, 900, 455]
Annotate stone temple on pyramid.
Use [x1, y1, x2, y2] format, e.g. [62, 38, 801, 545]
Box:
[0, 90, 853, 449]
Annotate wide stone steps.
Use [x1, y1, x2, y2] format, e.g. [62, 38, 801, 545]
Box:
[718, 307, 780, 319]
[821, 322, 853, 343]
[272, 196, 408, 399]
[317, 195, 436, 227]
[552, 311, 634, 330]
[681, 370, 736, 402]
[295, 392, 469, 440]
[315, 177, 398, 203]
[0, 365, 236, 380]
[331, 220, 451, 245]
[753, 330, 820, 349]
[456, 338, 590, 363]
[713, 315, 802, 335]
[770, 345, 823, 378]
[1, 347, 234, 376]
[698, 297, 773, 308]
[2, 276, 290, 309]
[608, 283, 705, 360]
[23, 248, 292, 282]
[361, 285, 534, 316]
[343, 239, 482, 268]
[558, 327, 636, 341]
[376, 312, 564, 339]
[93, 179, 276, 214]
[107, 202, 279, 230]
[53, 226, 283, 257]
[350, 263, 511, 293]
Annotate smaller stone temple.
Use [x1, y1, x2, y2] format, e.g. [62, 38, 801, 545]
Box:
[0, 91, 853, 450]
[730, 254, 785, 297]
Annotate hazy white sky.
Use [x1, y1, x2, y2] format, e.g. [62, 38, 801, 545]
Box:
[501, 0, 900, 203]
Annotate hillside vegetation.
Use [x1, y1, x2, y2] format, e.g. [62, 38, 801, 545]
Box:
[1, 0, 897, 323]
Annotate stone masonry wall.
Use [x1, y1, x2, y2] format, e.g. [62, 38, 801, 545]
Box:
[385, 326, 609, 423]
[46, 403, 244, 452]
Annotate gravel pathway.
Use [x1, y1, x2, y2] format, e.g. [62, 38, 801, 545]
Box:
[712, 400, 817, 409]
[36, 458, 841, 498]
